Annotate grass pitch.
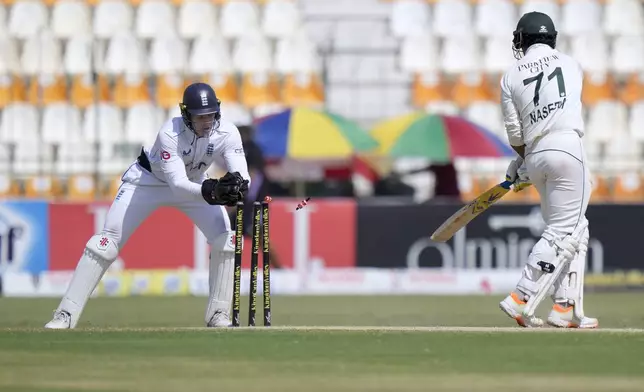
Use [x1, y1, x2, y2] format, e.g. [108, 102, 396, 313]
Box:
[0, 294, 643, 392]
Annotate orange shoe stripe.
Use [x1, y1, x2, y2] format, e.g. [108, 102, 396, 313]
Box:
[511, 292, 526, 305]
[553, 303, 573, 313]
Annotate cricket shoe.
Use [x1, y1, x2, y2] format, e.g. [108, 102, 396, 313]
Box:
[207, 310, 232, 328]
[547, 304, 599, 329]
[44, 310, 72, 329]
[499, 292, 544, 328]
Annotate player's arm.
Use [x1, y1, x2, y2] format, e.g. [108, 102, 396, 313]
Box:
[511, 144, 525, 158]
[193, 126, 253, 207]
[159, 131, 242, 205]
[222, 128, 252, 189]
[159, 130, 204, 200]
[500, 73, 526, 158]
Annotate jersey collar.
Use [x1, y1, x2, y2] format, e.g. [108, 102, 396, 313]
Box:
[524, 43, 553, 56]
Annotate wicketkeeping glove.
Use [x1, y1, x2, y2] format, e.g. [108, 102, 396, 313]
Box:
[200, 172, 249, 206]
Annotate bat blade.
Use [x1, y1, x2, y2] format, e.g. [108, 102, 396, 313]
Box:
[430, 180, 513, 243]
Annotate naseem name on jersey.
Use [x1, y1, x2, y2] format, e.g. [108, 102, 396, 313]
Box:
[529, 98, 566, 125]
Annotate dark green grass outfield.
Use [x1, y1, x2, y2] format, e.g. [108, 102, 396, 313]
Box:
[0, 294, 643, 392]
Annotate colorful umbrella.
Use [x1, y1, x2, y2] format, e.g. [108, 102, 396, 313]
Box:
[371, 113, 514, 161]
[254, 108, 379, 159]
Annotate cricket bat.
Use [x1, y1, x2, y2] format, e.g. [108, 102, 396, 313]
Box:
[430, 180, 513, 243]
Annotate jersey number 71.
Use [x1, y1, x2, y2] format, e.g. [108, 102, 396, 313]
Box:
[523, 66, 566, 106]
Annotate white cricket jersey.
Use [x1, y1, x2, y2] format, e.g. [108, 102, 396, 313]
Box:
[501, 44, 585, 149]
[121, 117, 251, 201]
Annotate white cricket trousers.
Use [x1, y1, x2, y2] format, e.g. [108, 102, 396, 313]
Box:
[51, 180, 232, 328]
[106, 182, 230, 247]
[525, 130, 591, 240]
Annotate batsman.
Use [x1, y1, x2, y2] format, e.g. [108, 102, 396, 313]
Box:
[498, 12, 598, 328]
[45, 82, 250, 329]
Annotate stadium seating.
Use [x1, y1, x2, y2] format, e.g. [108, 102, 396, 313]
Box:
[390, 0, 431, 38]
[94, 0, 133, 39]
[178, 1, 219, 38]
[41, 103, 83, 145]
[57, 142, 96, 175]
[0, 0, 642, 202]
[136, 0, 177, 39]
[52, 0, 92, 38]
[8, 0, 49, 39]
[65, 174, 98, 201]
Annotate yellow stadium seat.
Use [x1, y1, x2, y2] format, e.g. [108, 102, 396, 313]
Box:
[618, 73, 644, 106]
[67, 174, 97, 201]
[0, 75, 27, 108]
[105, 176, 123, 200]
[582, 72, 616, 108]
[0, 175, 19, 198]
[450, 73, 493, 109]
[412, 72, 448, 108]
[23, 176, 63, 199]
[240, 72, 280, 108]
[486, 75, 502, 102]
[28, 75, 67, 106]
[282, 73, 325, 107]
[207, 74, 240, 104]
[155, 74, 184, 109]
[612, 173, 644, 202]
[184, 75, 240, 104]
[590, 174, 611, 203]
[113, 74, 151, 108]
[71, 74, 111, 109]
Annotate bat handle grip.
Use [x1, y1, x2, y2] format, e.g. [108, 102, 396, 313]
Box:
[500, 180, 513, 190]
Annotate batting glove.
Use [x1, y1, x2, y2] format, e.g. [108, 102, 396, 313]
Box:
[505, 157, 523, 183]
[512, 163, 532, 193]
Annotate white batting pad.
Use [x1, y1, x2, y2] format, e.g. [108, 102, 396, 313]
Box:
[57, 234, 118, 328]
[205, 231, 235, 325]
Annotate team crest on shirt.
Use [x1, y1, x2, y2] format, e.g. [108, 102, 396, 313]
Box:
[207, 144, 214, 156]
[161, 151, 171, 160]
